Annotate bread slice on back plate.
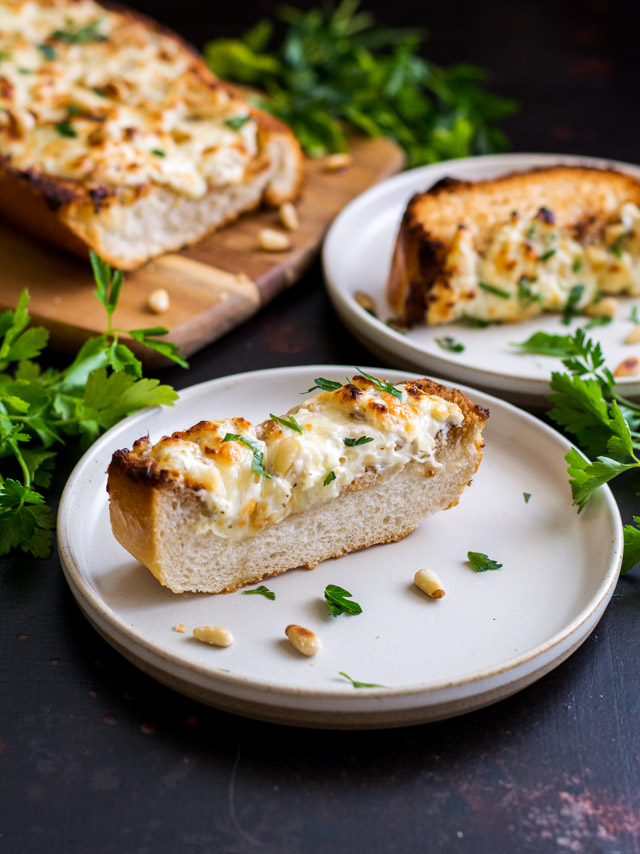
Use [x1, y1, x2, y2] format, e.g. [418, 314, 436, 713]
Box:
[0, 1, 304, 269]
[107, 374, 488, 594]
[387, 166, 640, 326]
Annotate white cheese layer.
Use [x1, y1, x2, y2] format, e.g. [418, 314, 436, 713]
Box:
[142, 379, 463, 542]
[428, 203, 640, 324]
[0, 0, 258, 198]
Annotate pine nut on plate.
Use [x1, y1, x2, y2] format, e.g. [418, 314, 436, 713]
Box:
[285, 624, 322, 656]
[279, 201, 299, 231]
[193, 625, 234, 647]
[147, 288, 170, 314]
[258, 228, 291, 252]
[414, 569, 445, 599]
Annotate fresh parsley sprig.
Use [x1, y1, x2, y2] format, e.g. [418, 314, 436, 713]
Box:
[204, 2, 515, 166]
[343, 436, 373, 446]
[0, 257, 184, 558]
[339, 671, 384, 689]
[242, 585, 276, 600]
[270, 412, 303, 433]
[222, 434, 272, 479]
[304, 377, 343, 393]
[324, 584, 362, 616]
[467, 551, 502, 572]
[355, 367, 403, 400]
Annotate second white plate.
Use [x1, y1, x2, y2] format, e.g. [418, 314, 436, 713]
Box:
[58, 366, 622, 728]
[323, 152, 640, 406]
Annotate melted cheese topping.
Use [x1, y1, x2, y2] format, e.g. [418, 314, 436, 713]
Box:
[428, 203, 640, 324]
[139, 378, 463, 542]
[0, 0, 259, 198]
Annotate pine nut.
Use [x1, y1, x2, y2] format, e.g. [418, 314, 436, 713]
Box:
[614, 357, 640, 377]
[258, 228, 291, 252]
[173, 622, 186, 633]
[625, 324, 640, 345]
[193, 625, 234, 647]
[279, 202, 299, 231]
[354, 290, 377, 315]
[147, 288, 170, 314]
[323, 153, 352, 172]
[584, 297, 618, 318]
[285, 624, 322, 656]
[414, 568, 445, 599]
[273, 437, 300, 476]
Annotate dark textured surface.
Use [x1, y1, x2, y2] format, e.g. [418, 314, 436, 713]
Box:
[2, 2, 640, 852]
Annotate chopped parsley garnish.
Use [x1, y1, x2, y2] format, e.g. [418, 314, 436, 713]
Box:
[0, 52, 9, 62]
[517, 275, 542, 305]
[523, 492, 531, 503]
[339, 672, 384, 689]
[584, 315, 613, 330]
[242, 585, 275, 600]
[609, 232, 628, 258]
[511, 331, 576, 357]
[50, 20, 106, 44]
[631, 306, 640, 324]
[343, 435, 374, 446]
[478, 282, 510, 300]
[435, 335, 465, 353]
[270, 413, 303, 434]
[151, 149, 166, 157]
[222, 433, 272, 479]
[55, 119, 77, 138]
[385, 318, 406, 335]
[324, 584, 362, 617]
[539, 249, 557, 262]
[572, 257, 583, 273]
[224, 116, 251, 130]
[467, 551, 503, 572]
[38, 44, 56, 61]
[304, 376, 343, 393]
[462, 315, 494, 329]
[526, 224, 536, 239]
[562, 284, 585, 325]
[18, 68, 32, 75]
[355, 367, 403, 400]
[323, 470, 336, 486]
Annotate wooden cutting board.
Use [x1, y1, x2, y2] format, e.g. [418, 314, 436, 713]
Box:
[0, 136, 404, 365]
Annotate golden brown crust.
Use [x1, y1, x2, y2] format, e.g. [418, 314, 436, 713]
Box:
[387, 165, 640, 325]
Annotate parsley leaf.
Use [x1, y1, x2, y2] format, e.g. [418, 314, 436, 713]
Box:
[523, 492, 531, 503]
[323, 470, 336, 486]
[562, 284, 585, 325]
[55, 119, 77, 138]
[50, 20, 106, 44]
[339, 671, 384, 689]
[354, 367, 403, 400]
[539, 249, 557, 262]
[324, 584, 362, 616]
[512, 331, 576, 358]
[467, 551, 502, 572]
[517, 275, 542, 305]
[344, 436, 373, 446]
[631, 306, 639, 324]
[222, 433, 272, 479]
[622, 518, 640, 575]
[304, 376, 343, 393]
[225, 116, 251, 130]
[435, 335, 465, 353]
[270, 412, 303, 433]
[609, 232, 628, 258]
[478, 282, 510, 300]
[584, 315, 612, 330]
[242, 585, 276, 600]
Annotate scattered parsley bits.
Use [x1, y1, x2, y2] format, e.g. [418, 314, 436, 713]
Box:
[517, 275, 542, 305]
[344, 436, 374, 446]
[523, 492, 531, 503]
[270, 413, 303, 434]
[526, 225, 536, 239]
[539, 249, 557, 262]
[55, 119, 77, 138]
[631, 306, 639, 324]
[151, 149, 166, 157]
[435, 335, 465, 353]
[304, 377, 343, 393]
[562, 284, 585, 325]
[609, 232, 628, 258]
[462, 315, 494, 329]
[572, 257, 583, 273]
[339, 672, 384, 689]
[512, 331, 576, 358]
[467, 551, 503, 572]
[324, 585, 362, 617]
[242, 585, 275, 600]
[355, 367, 403, 400]
[323, 470, 336, 486]
[224, 115, 251, 130]
[222, 434, 272, 479]
[584, 315, 613, 330]
[38, 44, 56, 60]
[478, 282, 510, 300]
[50, 20, 106, 44]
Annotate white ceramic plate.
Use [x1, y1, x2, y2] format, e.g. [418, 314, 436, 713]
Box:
[323, 153, 640, 406]
[58, 366, 622, 729]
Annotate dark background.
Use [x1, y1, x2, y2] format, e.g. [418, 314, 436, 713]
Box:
[2, 1, 640, 853]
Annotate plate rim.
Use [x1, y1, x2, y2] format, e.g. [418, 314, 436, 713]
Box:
[57, 364, 623, 711]
[322, 151, 640, 398]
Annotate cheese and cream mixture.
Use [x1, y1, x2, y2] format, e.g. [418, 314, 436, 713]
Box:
[137, 377, 463, 542]
[0, 0, 258, 198]
[428, 202, 640, 324]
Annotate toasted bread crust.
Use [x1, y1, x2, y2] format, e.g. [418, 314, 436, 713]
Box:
[106, 381, 488, 594]
[0, 2, 304, 269]
[387, 166, 640, 325]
